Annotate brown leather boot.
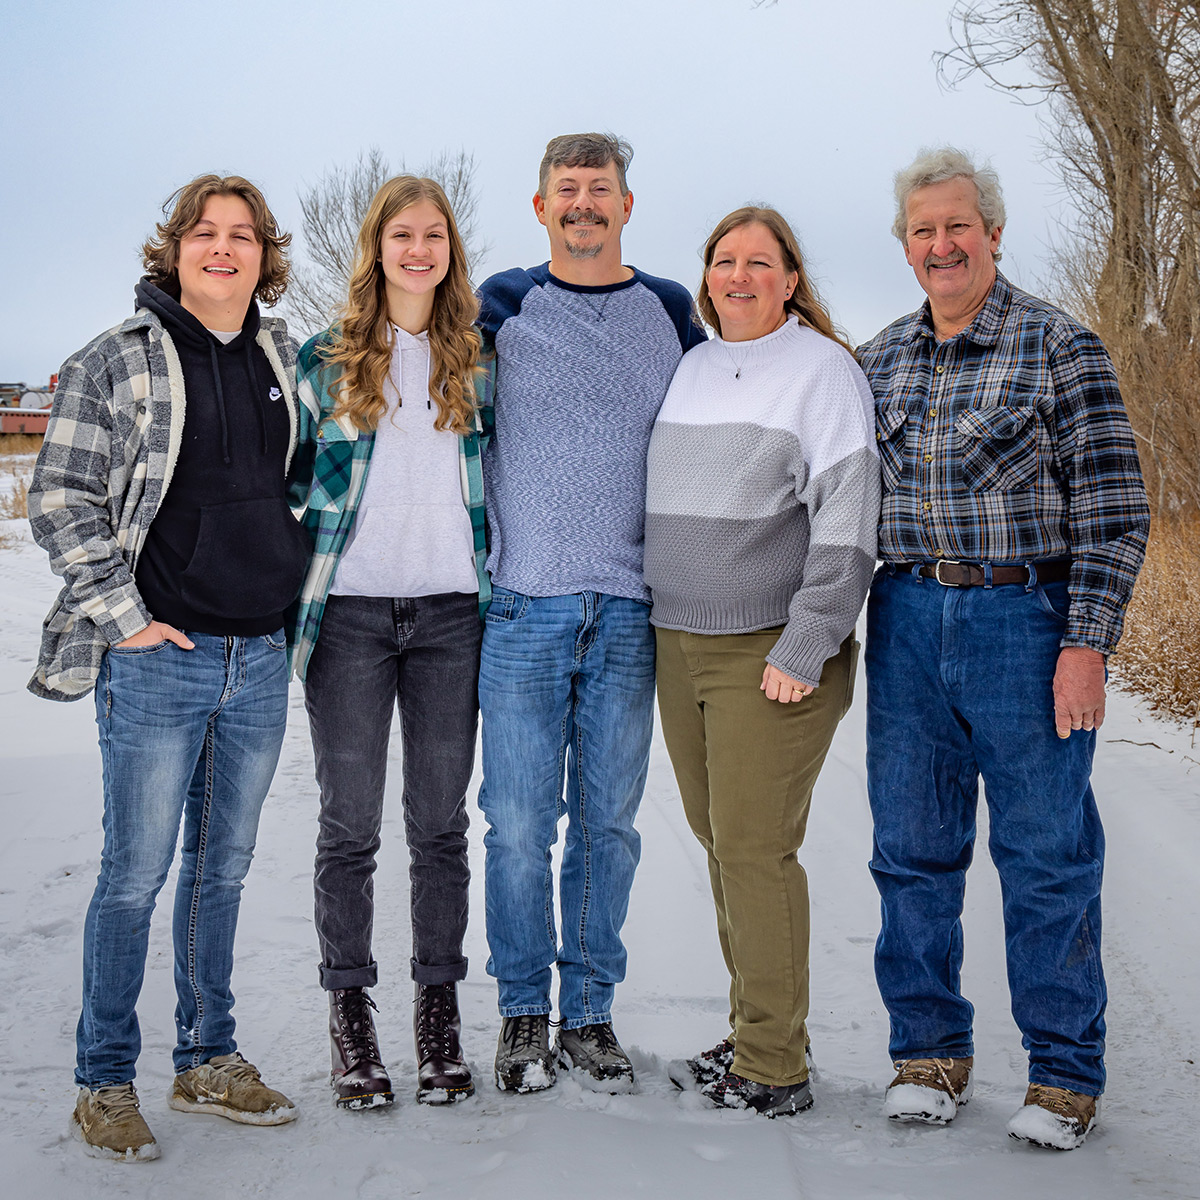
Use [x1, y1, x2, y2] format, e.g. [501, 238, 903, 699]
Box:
[329, 988, 394, 1110]
[414, 982, 474, 1104]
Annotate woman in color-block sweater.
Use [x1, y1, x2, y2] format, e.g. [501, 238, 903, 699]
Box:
[288, 176, 488, 1110]
[644, 206, 880, 1117]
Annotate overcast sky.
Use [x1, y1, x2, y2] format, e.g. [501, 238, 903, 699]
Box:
[2, 0, 1056, 382]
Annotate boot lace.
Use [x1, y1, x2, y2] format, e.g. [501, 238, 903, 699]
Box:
[502, 1014, 546, 1053]
[891, 1057, 967, 1096]
[415, 983, 457, 1058]
[1025, 1083, 1091, 1122]
[337, 989, 382, 1065]
[581, 1022, 621, 1055]
[95, 1083, 143, 1120]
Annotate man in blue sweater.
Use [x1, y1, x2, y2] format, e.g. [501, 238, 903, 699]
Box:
[477, 133, 704, 1093]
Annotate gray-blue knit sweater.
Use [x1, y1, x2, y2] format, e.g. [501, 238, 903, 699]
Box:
[477, 263, 704, 600]
[644, 317, 880, 686]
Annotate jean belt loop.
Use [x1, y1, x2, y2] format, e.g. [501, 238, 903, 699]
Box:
[910, 563, 924, 583]
[1025, 561, 1038, 592]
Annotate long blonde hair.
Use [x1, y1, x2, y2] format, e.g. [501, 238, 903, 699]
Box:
[321, 176, 481, 434]
[697, 206, 850, 351]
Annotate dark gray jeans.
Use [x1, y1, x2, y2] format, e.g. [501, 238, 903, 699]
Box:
[305, 592, 482, 989]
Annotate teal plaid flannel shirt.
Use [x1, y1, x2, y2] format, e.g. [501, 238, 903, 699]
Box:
[285, 331, 493, 680]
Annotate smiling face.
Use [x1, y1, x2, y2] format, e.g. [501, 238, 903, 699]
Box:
[176, 194, 262, 328]
[378, 199, 451, 330]
[533, 161, 633, 276]
[705, 221, 799, 342]
[903, 177, 1001, 337]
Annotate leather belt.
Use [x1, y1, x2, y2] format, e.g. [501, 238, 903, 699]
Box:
[891, 559, 1072, 588]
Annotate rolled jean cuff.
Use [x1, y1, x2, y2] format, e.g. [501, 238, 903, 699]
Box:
[561, 1012, 612, 1031]
[498, 1003, 551, 1019]
[319, 960, 379, 991]
[412, 956, 468, 985]
[894, 1042, 974, 1062]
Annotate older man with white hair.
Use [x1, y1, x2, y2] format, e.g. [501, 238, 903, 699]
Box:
[856, 147, 1149, 1150]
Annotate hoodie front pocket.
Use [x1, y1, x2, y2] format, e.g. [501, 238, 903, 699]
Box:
[180, 497, 313, 620]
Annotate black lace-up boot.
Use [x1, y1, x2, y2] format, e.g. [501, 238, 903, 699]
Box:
[414, 982, 474, 1104]
[494, 1013, 556, 1093]
[329, 987, 394, 1110]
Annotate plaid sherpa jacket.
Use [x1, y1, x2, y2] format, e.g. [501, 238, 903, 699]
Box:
[285, 331, 493, 681]
[27, 309, 300, 701]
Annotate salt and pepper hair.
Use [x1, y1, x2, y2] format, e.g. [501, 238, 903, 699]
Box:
[891, 147, 1006, 261]
[142, 174, 291, 305]
[538, 133, 635, 197]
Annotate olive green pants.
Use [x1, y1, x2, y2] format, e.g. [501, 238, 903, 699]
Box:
[655, 628, 855, 1087]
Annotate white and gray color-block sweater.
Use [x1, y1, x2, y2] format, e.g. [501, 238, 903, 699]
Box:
[644, 317, 881, 687]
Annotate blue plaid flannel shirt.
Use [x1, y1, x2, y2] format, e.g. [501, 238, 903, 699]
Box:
[856, 273, 1149, 655]
[286, 331, 493, 680]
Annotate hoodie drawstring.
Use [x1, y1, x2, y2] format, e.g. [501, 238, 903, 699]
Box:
[209, 340, 231, 465]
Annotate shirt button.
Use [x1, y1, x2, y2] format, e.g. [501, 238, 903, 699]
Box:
[936, 365, 945, 374]
[934, 548, 944, 557]
[929, 408, 938, 416]
[923, 454, 933, 463]
[923, 502, 931, 511]
[876, 431, 882, 440]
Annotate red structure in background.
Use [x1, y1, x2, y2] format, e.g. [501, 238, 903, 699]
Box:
[0, 375, 57, 435]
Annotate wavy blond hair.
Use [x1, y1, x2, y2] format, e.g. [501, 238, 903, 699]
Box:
[697, 206, 849, 351]
[321, 176, 481, 434]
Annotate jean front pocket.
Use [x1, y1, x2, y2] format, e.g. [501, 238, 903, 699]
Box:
[1034, 581, 1072, 622]
[956, 405, 1039, 491]
[262, 630, 287, 651]
[484, 586, 529, 625]
[108, 639, 170, 655]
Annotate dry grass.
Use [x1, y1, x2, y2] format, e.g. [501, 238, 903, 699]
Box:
[1111, 514, 1200, 728]
[0, 476, 29, 521]
[0, 440, 36, 548]
[0, 433, 44, 457]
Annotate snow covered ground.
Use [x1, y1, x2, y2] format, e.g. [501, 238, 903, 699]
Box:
[2, 512, 1197, 1200]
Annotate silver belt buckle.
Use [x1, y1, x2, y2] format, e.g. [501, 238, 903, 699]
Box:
[933, 559, 963, 587]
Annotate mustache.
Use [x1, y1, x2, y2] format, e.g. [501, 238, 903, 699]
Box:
[561, 209, 609, 229]
[924, 252, 967, 268]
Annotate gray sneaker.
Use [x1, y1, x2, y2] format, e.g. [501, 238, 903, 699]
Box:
[72, 1083, 160, 1162]
[554, 1022, 635, 1093]
[494, 1015, 556, 1093]
[169, 1052, 297, 1125]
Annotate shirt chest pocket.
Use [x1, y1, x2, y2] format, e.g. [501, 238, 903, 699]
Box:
[875, 403, 909, 492]
[955, 405, 1039, 492]
[308, 421, 359, 513]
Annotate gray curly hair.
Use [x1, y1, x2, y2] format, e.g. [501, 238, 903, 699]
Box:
[892, 147, 1006, 262]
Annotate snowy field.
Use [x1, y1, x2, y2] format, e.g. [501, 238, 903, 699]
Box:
[1, 512, 1198, 1200]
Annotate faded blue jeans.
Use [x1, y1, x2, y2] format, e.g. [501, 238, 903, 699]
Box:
[478, 588, 656, 1028]
[77, 632, 287, 1086]
[866, 566, 1106, 1095]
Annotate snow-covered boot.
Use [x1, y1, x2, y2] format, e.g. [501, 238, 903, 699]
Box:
[329, 987, 394, 1110]
[494, 1014, 556, 1093]
[1007, 1083, 1098, 1150]
[883, 1056, 974, 1124]
[414, 982, 474, 1104]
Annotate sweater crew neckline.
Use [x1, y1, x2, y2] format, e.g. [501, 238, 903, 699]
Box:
[543, 264, 641, 294]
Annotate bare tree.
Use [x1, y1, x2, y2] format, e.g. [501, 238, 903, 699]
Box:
[939, 1, 1200, 512]
[282, 147, 489, 336]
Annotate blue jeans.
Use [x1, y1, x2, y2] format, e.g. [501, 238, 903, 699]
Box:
[77, 632, 287, 1087]
[866, 567, 1106, 1095]
[478, 589, 655, 1027]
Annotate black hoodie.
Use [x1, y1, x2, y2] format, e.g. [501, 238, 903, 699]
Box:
[133, 278, 311, 636]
